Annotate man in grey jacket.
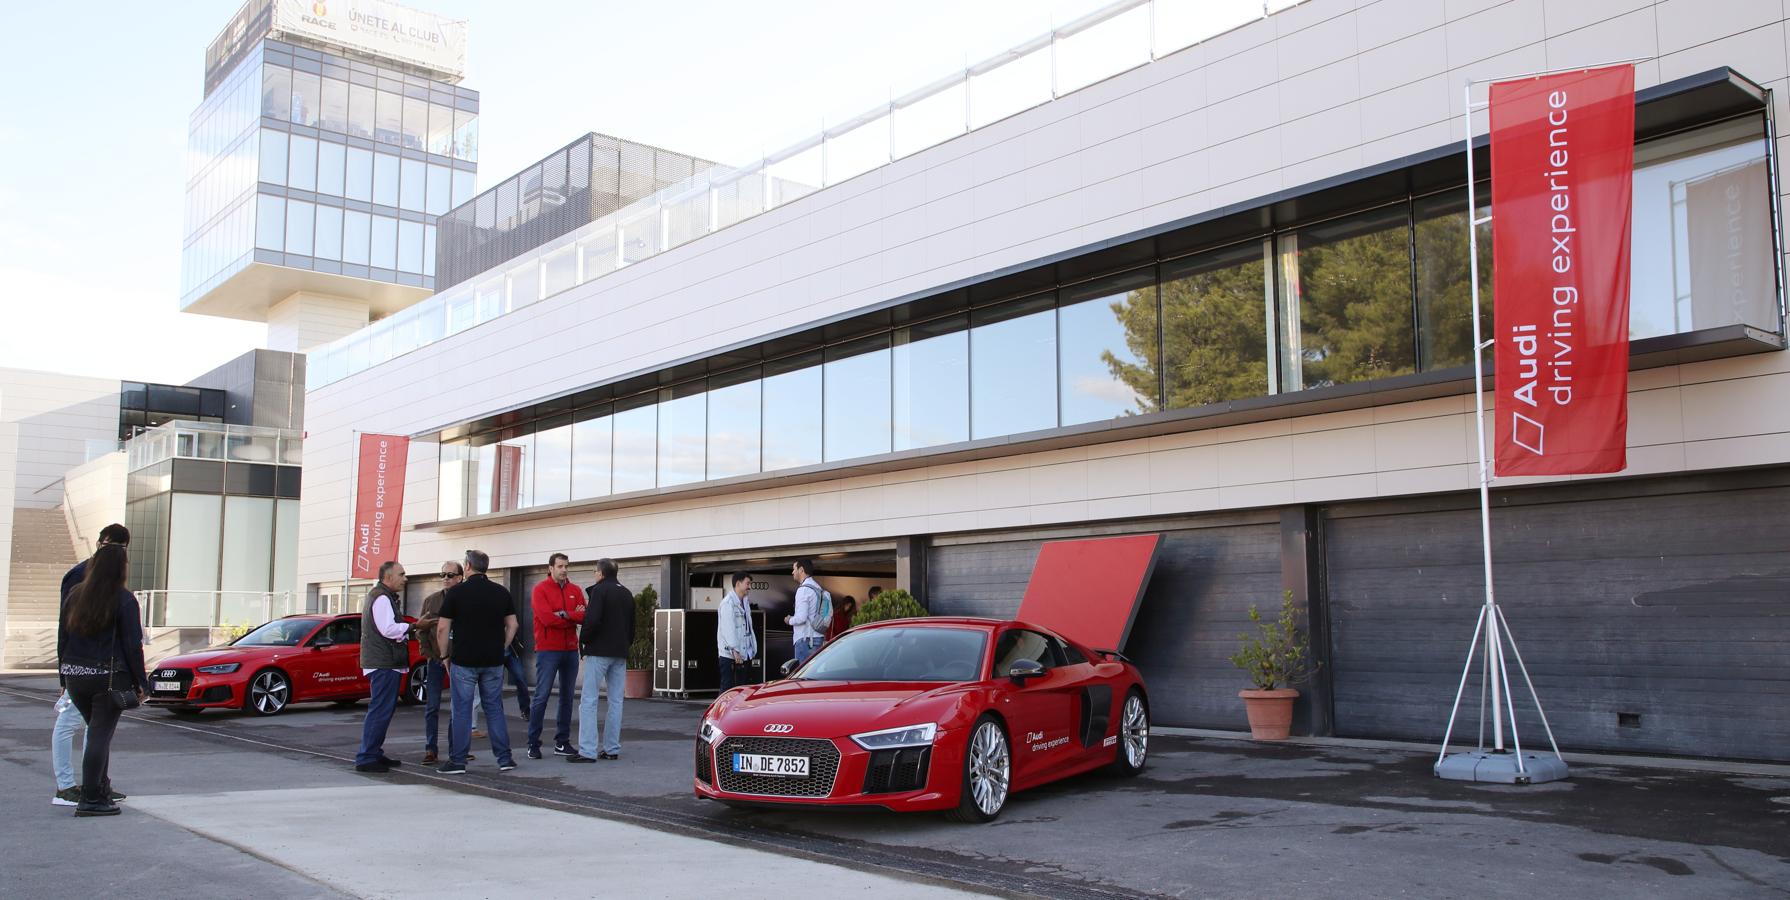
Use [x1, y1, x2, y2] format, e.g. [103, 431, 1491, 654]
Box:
[716, 572, 758, 691]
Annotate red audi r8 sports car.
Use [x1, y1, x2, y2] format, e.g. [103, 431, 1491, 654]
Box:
[146, 613, 427, 716]
[693, 617, 1149, 822]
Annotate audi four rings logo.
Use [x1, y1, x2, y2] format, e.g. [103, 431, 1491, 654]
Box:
[763, 724, 795, 733]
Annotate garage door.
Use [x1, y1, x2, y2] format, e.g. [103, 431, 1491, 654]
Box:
[1326, 481, 1790, 762]
[929, 522, 1282, 729]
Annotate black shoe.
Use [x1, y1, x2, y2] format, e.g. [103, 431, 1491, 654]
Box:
[102, 783, 127, 802]
[553, 742, 574, 756]
[378, 757, 403, 768]
[525, 747, 542, 760]
[436, 762, 468, 775]
[566, 753, 595, 764]
[498, 760, 518, 771]
[598, 752, 620, 760]
[355, 761, 392, 773]
[75, 801, 120, 817]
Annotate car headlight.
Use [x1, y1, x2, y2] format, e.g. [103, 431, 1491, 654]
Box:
[196, 663, 240, 674]
[850, 723, 937, 750]
[700, 719, 726, 746]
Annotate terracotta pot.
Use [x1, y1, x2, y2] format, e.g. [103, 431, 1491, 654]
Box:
[1239, 688, 1299, 741]
[624, 668, 652, 699]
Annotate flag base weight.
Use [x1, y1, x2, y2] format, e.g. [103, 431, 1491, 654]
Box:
[1435, 750, 1568, 785]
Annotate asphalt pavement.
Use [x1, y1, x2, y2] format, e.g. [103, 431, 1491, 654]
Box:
[1, 673, 1786, 899]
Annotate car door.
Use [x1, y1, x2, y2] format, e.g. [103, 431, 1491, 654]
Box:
[991, 628, 1079, 787]
[1044, 634, 1114, 765]
[301, 617, 365, 699]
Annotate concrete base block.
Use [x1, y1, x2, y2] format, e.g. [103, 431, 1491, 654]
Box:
[1435, 750, 1570, 784]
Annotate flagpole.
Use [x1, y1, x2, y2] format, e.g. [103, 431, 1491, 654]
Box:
[342, 429, 359, 615]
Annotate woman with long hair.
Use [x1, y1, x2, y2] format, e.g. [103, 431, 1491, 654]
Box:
[56, 542, 146, 817]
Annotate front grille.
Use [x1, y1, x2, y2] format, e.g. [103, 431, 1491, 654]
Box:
[863, 746, 932, 794]
[716, 736, 840, 798]
[149, 667, 193, 697]
[695, 736, 713, 784]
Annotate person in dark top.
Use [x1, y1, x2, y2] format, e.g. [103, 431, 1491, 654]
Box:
[570, 559, 634, 762]
[826, 595, 859, 643]
[434, 550, 519, 775]
[52, 523, 129, 808]
[56, 543, 146, 817]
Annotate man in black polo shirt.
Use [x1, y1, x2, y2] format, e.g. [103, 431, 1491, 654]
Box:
[435, 550, 519, 774]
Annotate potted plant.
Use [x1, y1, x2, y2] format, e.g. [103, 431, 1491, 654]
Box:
[1227, 591, 1315, 741]
[625, 584, 656, 699]
[850, 588, 927, 626]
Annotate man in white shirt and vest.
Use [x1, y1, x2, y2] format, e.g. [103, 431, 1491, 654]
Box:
[356, 561, 412, 773]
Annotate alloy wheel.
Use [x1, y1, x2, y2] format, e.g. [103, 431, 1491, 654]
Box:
[968, 720, 1010, 816]
[1122, 693, 1149, 768]
[251, 670, 289, 715]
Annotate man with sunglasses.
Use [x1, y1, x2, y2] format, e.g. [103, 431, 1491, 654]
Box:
[412, 560, 463, 765]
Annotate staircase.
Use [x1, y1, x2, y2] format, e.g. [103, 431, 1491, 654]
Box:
[4, 506, 80, 669]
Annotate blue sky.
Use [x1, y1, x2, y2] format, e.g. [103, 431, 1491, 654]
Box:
[0, 0, 1146, 383]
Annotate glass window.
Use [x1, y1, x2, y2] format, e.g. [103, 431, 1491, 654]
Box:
[342, 210, 371, 265]
[491, 429, 533, 512]
[258, 129, 287, 186]
[425, 223, 437, 277]
[348, 83, 375, 139]
[894, 316, 968, 450]
[373, 152, 399, 207]
[534, 416, 573, 507]
[286, 135, 317, 191]
[971, 296, 1057, 439]
[453, 108, 478, 161]
[825, 337, 892, 461]
[428, 103, 455, 156]
[167, 492, 223, 596]
[572, 408, 613, 499]
[508, 261, 541, 308]
[1414, 191, 1492, 371]
[1059, 270, 1159, 425]
[438, 439, 471, 520]
[316, 140, 345, 196]
[1162, 240, 1274, 407]
[399, 157, 425, 211]
[375, 90, 403, 145]
[543, 245, 576, 295]
[1276, 206, 1416, 391]
[345, 147, 372, 202]
[403, 96, 428, 151]
[475, 277, 504, 319]
[611, 398, 657, 494]
[370, 215, 397, 269]
[452, 169, 476, 208]
[255, 194, 285, 250]
[284, 200, 314, 255]
[707, 372, 761, 480]
[320, 77, 348, 133]
[314, 205, 343, 260]
[469, 434, 498, 516]
[220, 497, 274, 611]
[398, 220, 424, 273]
[993, 629, 1063, 674]
[290, 70, 321, 126]
[426, 164, 451, 216]
[261, 65, 291, 121]
[657, 386, 707, 487]
[580, 227, 617, 281]
[762, 356, 822, 470]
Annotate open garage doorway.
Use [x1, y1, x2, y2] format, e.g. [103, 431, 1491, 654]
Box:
[686, 543, 897, 676]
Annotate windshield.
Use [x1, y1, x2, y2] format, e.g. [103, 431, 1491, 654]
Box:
[233, 619, 319, 647]
[795, 627, 987, 682]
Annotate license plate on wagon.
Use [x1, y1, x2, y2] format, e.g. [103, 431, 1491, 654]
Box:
[733, 753, 809, 777]
[153, 680, 182, 693]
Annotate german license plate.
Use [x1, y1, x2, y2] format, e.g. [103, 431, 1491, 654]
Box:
[153, 680, 181, 693]
[734, 753, 808, 777]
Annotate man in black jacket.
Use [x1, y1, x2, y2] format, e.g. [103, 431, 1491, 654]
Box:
[570, 558, 634, 762]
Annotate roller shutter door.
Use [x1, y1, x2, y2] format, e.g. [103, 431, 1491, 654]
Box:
[1325, 482, 1790, 762]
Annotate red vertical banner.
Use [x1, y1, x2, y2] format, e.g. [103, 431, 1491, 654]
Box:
[350, 433, 410, 578]
[493, 443, 523, 512]
[1490, 66, 1634, 476]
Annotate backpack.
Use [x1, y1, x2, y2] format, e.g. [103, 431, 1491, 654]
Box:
[816, 586, 832, 624]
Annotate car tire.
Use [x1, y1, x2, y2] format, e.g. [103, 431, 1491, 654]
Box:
[402, 663, 428, 705]
[1108, 689, 1149, 777]
[246, 668, 291, 716]
[948, 714, 1010, 823]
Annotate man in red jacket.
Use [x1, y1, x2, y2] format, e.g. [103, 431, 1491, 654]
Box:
[525, 553, 584, 760]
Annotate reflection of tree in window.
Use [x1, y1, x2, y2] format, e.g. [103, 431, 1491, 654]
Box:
[1114, 242, 1271, 410]
[1414, 192, 1493, 371]
[1285, 209, 1416, 389]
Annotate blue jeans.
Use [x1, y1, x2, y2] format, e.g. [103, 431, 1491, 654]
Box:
[718, 657, 755, 692]
[450, 664, 512, 767]
[528, 650, 579, 751]
[53, 690, 82, 790]
[355, 669, 401, 766]
[422, 660, 446, 752]
[793, 636, 824, 666]
[503, 650, 531, 713]
[578, 656, 626, 757]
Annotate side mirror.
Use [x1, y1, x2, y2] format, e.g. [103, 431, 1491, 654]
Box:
[310, 639, 335, 650]
[779, 658, 799, 678]
[1007, 659, 1045, 683]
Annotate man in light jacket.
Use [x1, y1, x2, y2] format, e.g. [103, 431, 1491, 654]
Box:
[716, 572, 757, 691]
[786, 558, 825, 667]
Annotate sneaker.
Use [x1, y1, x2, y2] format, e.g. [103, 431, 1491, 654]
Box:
[436, 762, 468, 775]
[598, 752, 620, 760]
[516, 705, 529, 719]
[74, 801, 120, 817]
[553, 742, 574, 756]
[497, 760, 517, 771]
[52, 787, 79, 807]
[471, 728, 486, 739]
[108, 788, 127, 802]
[525, 747, 542, 760]
[421, 750, 438, 765]
[566, 753, 595, 764]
